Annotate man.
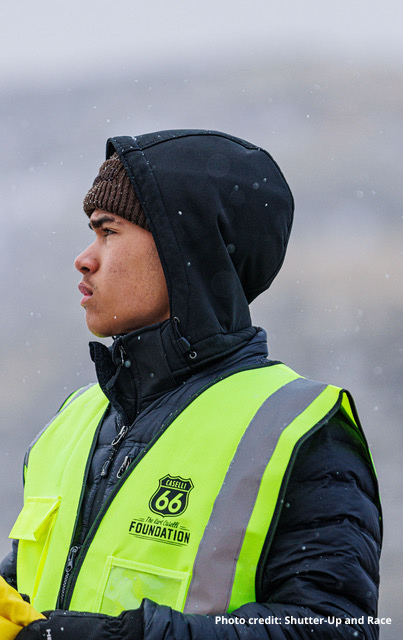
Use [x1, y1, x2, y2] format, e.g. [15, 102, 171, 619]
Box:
[1, 130, 381, 639]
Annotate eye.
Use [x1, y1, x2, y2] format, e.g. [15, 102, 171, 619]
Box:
[102, 227, 116, 236]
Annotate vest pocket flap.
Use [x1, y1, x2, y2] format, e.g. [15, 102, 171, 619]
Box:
[9, 497, 61, 542]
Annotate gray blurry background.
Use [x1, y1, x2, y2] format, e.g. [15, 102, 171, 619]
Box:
[0, 1, 401, 637]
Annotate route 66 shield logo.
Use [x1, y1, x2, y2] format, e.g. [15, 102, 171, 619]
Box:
[149, 475, 194, 517]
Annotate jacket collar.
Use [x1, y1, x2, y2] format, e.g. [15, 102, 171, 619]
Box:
[90, 319, 187, 424]
[90, 317, 260, 424]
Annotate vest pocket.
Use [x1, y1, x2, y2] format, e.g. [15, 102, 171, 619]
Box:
[9, 496, 61, 602]
[94, 556, 191, 616]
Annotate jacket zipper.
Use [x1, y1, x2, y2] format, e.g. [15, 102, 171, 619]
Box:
[59, 545, 81, 606]
[58, 427, 130, 606]
[55, 403, 110, 609]
[56, 344, 132, 608]
[57, 421, 130, 608]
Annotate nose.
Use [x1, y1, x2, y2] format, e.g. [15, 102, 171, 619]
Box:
[74, 244, 99, 274]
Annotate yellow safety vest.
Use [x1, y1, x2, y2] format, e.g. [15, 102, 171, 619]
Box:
[10, 364, 373, 616]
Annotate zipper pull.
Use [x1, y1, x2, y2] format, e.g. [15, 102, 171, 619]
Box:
[101, 425, 129, 477]
[111, 424, 129, 447]
[119, 345, 131, 368]
[101, 453, 114, 477]
[66, 545, 80, 572]
[105, 345, 131, 390]
[59, 545, 81, 607]
[117, 455, 133, 479]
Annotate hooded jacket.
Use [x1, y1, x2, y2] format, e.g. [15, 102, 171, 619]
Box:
[1, 130, 381, 640]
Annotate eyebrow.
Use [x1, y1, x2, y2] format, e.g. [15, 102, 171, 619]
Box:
[88, 214, 122, 230]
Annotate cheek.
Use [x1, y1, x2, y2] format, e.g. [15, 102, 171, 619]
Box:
[107, 255, 134, 285]
[144, 250, 168, 298]
[101, 241, 169, 320]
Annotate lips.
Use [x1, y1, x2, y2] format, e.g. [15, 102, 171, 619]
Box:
[78, 282, 93, 305]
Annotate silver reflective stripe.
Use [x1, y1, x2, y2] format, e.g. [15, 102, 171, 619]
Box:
[58, 383, 97, 413]
[184, 376, 328, 614]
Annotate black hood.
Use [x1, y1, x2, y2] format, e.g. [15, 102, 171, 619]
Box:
[105, 129, 293, 371]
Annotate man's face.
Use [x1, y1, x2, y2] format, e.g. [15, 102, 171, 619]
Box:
[74, 210, 170, 337]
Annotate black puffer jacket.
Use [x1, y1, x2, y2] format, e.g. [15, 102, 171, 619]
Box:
[1, 130, 381, 640]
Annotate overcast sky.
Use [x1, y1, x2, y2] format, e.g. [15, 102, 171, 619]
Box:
[2, 0, 402, 84]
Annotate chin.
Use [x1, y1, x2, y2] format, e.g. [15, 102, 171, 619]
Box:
[86, 319, 113, 339]
[89, 328, 111, 339]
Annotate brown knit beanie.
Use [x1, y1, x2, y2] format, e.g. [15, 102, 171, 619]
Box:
[83, 152, 149, 230]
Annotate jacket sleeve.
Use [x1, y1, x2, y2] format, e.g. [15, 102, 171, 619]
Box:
[140, 412, 382, 640]
[0, 540, 18, 591]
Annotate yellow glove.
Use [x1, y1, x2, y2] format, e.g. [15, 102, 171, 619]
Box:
[0, 575, 45, 640]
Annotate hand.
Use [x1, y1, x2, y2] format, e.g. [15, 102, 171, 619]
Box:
[16, 608, 144, 640]
[0, 575, 45, 640]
